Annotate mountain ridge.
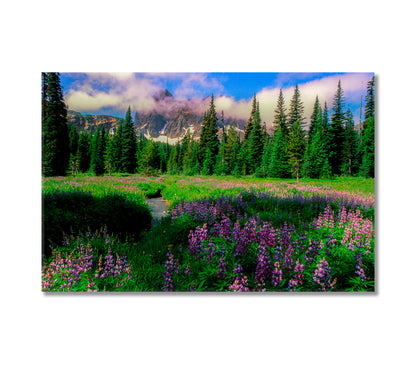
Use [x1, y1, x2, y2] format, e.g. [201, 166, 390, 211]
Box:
[67, 90, 248, 143]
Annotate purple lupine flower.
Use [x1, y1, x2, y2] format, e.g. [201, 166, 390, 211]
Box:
[217, 256, 227, 279]
[233, 264, 244, 276]
[205, 242, 217, 263]
[259, 221, 277, 248]
[254, 244, 272, 291]
[322, 205, 335, 228]
[354, 251, 368, 287]
[337, 207, 348, 227]
[42, 241, 95, 292]
[304, 239, 320, 263]
[288, 259, 305, 291]
[163, 248, 180, 292]
[271, 261, 283, 287]
[312, 257, 337, 291]
[324, 234, 336, 256]
[281, 242, 295, 271]
[184, 263, 191, 275]
[228, 275, 250, 292]
[188, 223, 209, 259]
[279, 222, 293, 251]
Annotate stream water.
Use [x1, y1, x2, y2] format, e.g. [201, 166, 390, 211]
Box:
[146, 197, 169, 223]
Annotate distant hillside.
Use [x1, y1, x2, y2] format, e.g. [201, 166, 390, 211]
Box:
[67, 110, 122, 133]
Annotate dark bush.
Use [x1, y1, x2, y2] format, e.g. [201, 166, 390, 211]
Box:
[42, 191, 152, 258]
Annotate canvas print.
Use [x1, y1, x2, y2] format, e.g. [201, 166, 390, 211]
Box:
[41, 72, 375, 292]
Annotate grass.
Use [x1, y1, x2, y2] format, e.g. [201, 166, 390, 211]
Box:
[42, 174, 375, 292]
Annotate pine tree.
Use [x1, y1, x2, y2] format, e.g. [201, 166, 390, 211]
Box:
[91, 127, 105, 175]
[214, 141, 227, 176]
[224, 122, 239, 173]
[329, 80, 346, 175]
[273, 89, 288, 139]
[258, 135, 272, 177]
[168, 142, 180, 175]
[322, 101, 329, 134]
[104, 132, 115, 175]
[237, 144, 249, 176]
[321, 101, 331, 177]
[269, 126, 291, 178]
[200, 95, 219, 175]
[288, 84, 305, 128]
[286, 120, 305, 182]
[188, 141, 200, 175]
[364, 76, 375, 120]
[359, 116, 375, 178]
[309, 96, 322, 142]
[302, 96, 323, 178]
[159, 141, 171, 173]
[68, 125, 80, 175]
[341, 109, 360, 176]
[78, 131, 91, 173]
[112, 121, 123, 172]
[68, 125, 79, 157]
[304, 125, 328, 178]
[181, 130, 193, 174]
[247, 100, 264, 174]
[42, 72, 70, 176]
[243, 94, 257, 143]
[121, 106, 138, 173]
[359, 77, 375, 178]
[139, 139, 161, 176]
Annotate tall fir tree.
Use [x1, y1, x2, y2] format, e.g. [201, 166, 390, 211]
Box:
[42, 72, 70, 176]
[273, 89, 289, 139]
[68, 125, 80, 175]
[364, 76, 375, 120]
[78, 131, 91, 173]
[181, 129, 193, 174]
[304, 125, 328, 178]
[224, 122, 239, 173]
[360, 77, 376, 178]
[302, 96, 322, 178]
[243, 93, 257, 144]
[91, 127, 105, 175]
[188, 141, 200, 175]
[288, 84, 305, 128]
[341, 109, 360, 176]
[329, 80, 346, 175]
[359, 116, 375, 178]
[286, 120, 305, 182]
[200, 95, 219, 175]
[121, 106, 138, 173]
[247, 100, 264, 174]
[112, 120, 123, 172]
[168, 142, 180, 175]
[269, 126, 291, 178]
[258, 135, 272, 177]
[309, 96, 322, 142]
[139, 138, 161, 176]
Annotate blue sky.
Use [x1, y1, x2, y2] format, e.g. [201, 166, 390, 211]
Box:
[60, 72, 374, 126]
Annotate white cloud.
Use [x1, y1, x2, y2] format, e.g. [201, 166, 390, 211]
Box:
[172, 73, 224, 98]
[253, 73, 374, 127]
[64, 72, 373, 127]
[65, 73, 163, 115]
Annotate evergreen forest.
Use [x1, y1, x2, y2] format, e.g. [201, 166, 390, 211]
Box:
[42, 73, 375, 181]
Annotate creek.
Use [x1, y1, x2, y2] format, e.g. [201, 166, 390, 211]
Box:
[146, 197, 169, 224]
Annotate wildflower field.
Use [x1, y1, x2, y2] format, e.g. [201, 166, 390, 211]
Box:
[42, 175, 375, 292]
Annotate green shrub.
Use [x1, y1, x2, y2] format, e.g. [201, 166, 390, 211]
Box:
[42, 190, 151, 258]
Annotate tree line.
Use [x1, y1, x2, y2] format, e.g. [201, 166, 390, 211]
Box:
[42, 73, 375, 179]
